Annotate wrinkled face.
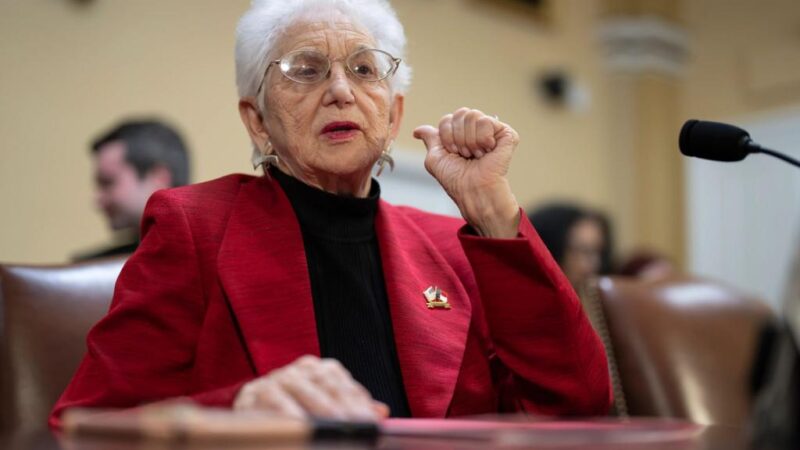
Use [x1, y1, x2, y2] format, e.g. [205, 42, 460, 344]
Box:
[93, 142, 157, 231]
[562, 218, 605, 287]
[258, 16, 402, 190]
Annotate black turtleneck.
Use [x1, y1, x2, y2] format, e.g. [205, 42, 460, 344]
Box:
[272, 169, 411, 418]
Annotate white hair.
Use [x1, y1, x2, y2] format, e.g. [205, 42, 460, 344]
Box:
[235, 0, 411, 99]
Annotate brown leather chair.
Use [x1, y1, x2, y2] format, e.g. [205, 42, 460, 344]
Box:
[0, 258, 773, 431]
[592, 275, 773, 427]
[0, 258, 124, 432]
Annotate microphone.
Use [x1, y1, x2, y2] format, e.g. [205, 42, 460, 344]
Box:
[679, 119, 800, 168]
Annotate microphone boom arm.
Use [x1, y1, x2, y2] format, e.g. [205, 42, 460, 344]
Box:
[750, 146, 800, 169]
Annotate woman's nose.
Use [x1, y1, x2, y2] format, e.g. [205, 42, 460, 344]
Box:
[322, 64, 355, 107]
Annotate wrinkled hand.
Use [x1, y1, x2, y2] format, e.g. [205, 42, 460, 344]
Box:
[414, 108, 520, 238]
[233, 355, 389, 421]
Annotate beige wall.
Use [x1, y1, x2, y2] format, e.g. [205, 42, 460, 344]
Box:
[1, 0, 799, 264]
[1, 0, 612, 263]
[683, 0, 800, 120]
[0, 0, 253, 263]
[395, 0, 615, 221]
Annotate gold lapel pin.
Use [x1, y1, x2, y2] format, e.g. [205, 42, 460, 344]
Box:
[423, 286, 451, 309]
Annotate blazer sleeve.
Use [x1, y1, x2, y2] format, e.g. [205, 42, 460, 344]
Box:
[49, 190, 248, 429]
[458, 210, 612, 416]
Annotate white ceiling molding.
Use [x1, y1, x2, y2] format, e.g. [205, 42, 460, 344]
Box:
[597, 16, 689, 77]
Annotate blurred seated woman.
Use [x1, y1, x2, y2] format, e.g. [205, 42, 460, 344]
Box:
[528, 203, 614, 291]
[51, 0, 610, 427]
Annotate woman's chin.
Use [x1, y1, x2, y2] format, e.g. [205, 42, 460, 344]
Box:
[312, 142, 376, 170]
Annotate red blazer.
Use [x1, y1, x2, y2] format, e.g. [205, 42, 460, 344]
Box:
[50, 174, 611, 428]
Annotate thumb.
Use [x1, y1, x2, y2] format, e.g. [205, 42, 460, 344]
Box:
[413, 125, 442, 152]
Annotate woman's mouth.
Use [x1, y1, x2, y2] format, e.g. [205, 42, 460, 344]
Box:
[320, 121, 361, 142]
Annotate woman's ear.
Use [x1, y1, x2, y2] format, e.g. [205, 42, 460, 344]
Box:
[238, 98, 270, 149]
[388, 94, 404, 141]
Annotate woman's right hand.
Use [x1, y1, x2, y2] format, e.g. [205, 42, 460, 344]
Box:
[233, 355, 389, 421]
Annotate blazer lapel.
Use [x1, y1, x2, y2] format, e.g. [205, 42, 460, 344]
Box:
[376, 204, 472, 418]
[217, 176, 320, 376]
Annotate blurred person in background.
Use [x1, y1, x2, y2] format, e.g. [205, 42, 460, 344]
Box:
[617, 249, 676, 281]
[527, 202, 614, 291]
[74, 119, 191, 261]
[527, 203, 618, 415]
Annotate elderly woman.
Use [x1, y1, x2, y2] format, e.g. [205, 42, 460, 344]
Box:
[51, 0, 610, 427]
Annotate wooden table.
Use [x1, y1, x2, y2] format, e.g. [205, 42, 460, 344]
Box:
[1, 418, 752, 450]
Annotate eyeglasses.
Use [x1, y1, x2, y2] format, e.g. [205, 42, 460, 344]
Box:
[256, 48, 401, 94]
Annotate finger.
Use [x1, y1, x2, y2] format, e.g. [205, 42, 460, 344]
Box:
[311, 359, 371, 406]
[476, 115, 497, 152]
[413, 125, 443, 153]
[372, 401, 390, 419]
[437, 115, 456, 154]
[312, 359, 380, 420]
[294, 354, 321, 369]
[416, 125, 452, 178]
[464, 110, 483, 156]
[332, 390, 380, 420]
[296, 355, 363, 400]
[252, 380, 307, 419]
[235, 378, 306, 419]
[313, 359, 371, 401]
[451, 108, 470, 157]
[284, 357, 380, 421]
[233, 382, 258, 410]
[329, 385, 381, 421]
[494, 119, 519, 152]
[276, 368, 345, 419]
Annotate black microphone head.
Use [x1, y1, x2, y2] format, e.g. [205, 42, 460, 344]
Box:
[679, 119, 752, 162]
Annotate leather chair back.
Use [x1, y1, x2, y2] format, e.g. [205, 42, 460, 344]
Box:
[0, 258, 124, 432]
[596, 275, 773, 426]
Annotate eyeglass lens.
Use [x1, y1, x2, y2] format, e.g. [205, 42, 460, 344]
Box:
[278, 49, 395, 84]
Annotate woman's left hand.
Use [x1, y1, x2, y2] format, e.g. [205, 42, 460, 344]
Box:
[414, 108, 520, 238]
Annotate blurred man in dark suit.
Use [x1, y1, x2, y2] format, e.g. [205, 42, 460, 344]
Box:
[74, 119, 191, 261]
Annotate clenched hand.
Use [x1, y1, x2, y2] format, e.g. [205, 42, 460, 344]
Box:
[234, 355, 389, 421]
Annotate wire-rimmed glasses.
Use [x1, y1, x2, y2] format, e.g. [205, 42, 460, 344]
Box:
[256, 48, 401, 94]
